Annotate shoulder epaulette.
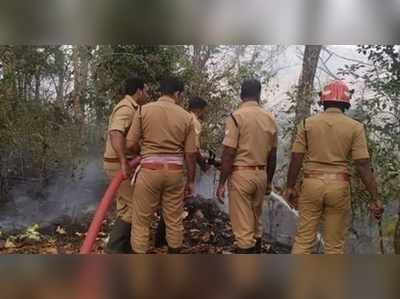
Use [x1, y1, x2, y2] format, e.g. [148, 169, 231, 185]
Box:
[230, 113, 239, 128]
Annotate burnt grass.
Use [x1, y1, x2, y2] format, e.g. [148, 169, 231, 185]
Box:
[0, 197, 291, 254]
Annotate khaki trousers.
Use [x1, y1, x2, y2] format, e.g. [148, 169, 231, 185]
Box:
[228, 170, 267, 249]
[292, 177, 351, 254]
[131, 168, 185, 253]
[103, 161, 133, 223]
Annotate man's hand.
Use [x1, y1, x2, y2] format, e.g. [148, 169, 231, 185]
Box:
[369, 198, 384, 221]
[216, 183, 226, 204]
[284, 187, 298, 210]
[184, 182, 195, 199]
[120, 159, 132, 180]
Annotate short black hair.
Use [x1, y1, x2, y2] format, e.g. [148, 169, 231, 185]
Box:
[189, 97, 208, 110]
[322, 101, 351, 112]
[124, 76, 145, 95]
[240, 79, 262, 100]
[160, 76, 184, 95]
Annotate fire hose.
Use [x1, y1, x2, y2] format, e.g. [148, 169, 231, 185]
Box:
[79, 157, 141, 254]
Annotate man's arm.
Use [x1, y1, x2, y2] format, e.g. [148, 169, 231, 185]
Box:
[287, 153, 305, 189]
[185, 153, 197, 184]
[126, 112, 142, 156]
[109, 130, 130, 179]
[216, 146, 236, 202]
[355, 159, 383, 220]
[285, 152, 305, 209]
[110, 131, 126, 161]
[107, 105, 135, 179]
[183, 119, 198, 198]
[355, 159, 379, 199]
[284, 121, 307, 208]
[216, 115, 239, 202]
[266, 147, 277, 188]
[219, 146, 236, 185]
[352, 125, 383, 220]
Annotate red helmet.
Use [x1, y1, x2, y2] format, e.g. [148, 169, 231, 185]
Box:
[319, 80, 353, 104]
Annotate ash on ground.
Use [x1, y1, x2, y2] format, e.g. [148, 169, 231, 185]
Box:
[0, 196, 291, 254]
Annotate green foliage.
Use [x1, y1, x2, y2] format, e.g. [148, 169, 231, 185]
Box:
[0, 96, 85, 180]
[339, 45, 400, 209]
[87, 45, 183, 123]
[0, 44, 285, 202]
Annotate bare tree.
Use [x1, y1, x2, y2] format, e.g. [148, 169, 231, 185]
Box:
[192, 45, 214, 73]
[72, 45, 89, 122]
[294, 45, 322, 124]
[55, 46, 66, 104]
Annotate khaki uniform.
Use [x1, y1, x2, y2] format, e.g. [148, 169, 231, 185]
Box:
[291, 107, 370, 254]
[223, 101, 278, 249]
[103, 95, 139, 223]
[126, 96, 197, 253]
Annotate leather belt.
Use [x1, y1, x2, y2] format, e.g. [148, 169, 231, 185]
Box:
[103, 157, 134, 163]
[233, 166, 265, 171]
[304, 172, 351, 182]
[141, 163, 183, 170]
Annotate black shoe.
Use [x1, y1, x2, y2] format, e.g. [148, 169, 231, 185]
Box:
[105, 218, 133, 254]
[255, 238, 262, 253]
[168, 247, 182, 254]
[235, 247, 256, 254]
[154, 214, 167, 248]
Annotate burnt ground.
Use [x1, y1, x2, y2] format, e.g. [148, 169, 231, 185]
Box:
[0, 199, 291, 254]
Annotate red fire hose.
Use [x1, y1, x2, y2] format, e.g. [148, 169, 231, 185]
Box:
[80, 157, 141, 254]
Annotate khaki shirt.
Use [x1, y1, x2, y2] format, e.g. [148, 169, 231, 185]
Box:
[223, 101, 278, 166]
[126, 96, 197, 157]
[292, 107, 370, 174]
[191, 112, 202, 150]
[104, 95, 139, 159]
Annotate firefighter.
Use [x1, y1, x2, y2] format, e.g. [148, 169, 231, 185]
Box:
[216, 79, 278, 254]
[126, 76, 197, 254]
[154, 96, 209, 248]
[286, 80, 384, 254]
[189, 96, 210, 172]
[103, 75, 148, 253]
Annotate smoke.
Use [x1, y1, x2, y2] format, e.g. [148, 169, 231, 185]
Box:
[0, 158, 107, 234]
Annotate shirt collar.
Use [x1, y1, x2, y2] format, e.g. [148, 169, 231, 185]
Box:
[125, 95, 139, 109]
[158, 96, 176, 104]
[240, 100, 259, 108]
[325, 107, 343, 114]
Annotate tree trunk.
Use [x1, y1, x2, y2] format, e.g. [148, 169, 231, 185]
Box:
[72, 45, 89, 123]
[294, 45, 322, 124]
[55, 46, 65, 104]
[80, 46, 89, 109]
[192, 45, 211, 73]
[72, 46, 82, 121]
[0, 46, 17, 100]
[34, 71, 40, 102]
[93, 45, 112, 124]
[193, 45, 202, 70]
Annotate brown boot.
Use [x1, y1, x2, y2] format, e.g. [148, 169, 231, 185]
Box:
[235, 247, 256, 254]
[255, 238, 262, 253]
[168, 247, 182, 254]
[155, 214, 167, 248]
[105, 218, 133, 254]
